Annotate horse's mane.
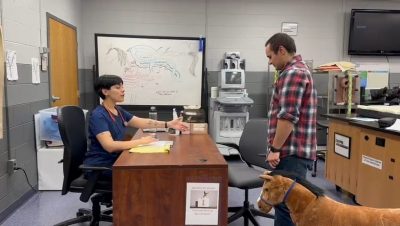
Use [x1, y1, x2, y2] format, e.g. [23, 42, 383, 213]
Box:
[269, 170, 324, 197]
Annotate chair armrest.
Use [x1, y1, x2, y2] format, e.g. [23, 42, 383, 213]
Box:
[79, 165, 111, 171]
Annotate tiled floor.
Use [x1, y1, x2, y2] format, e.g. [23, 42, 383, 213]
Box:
[1, 159, 355, 226]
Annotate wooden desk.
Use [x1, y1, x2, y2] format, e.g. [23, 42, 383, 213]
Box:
[325, 114, 400, 208]
[113, 131, 228, 226]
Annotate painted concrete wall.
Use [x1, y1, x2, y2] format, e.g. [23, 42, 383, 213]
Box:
[1, 0, 400, 221]
[0, 0, 82, 220]
[79, 0, 400, 119]
[80, 0, 400, 72]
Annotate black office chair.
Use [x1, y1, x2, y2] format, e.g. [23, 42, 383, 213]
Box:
[54, 106, 113, 226]
[225, 118, 274, 226]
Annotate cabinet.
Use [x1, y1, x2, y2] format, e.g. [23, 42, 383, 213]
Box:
[356, 129, 400, 208]
[35, 114, 63, 190]
[37, 147, 63, 190]
[326, 114, 400, 208]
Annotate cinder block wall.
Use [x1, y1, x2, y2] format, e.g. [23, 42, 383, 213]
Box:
[2, 0, 400, 222]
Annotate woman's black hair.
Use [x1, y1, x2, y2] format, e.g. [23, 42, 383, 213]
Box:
[94, 74, 123, 99]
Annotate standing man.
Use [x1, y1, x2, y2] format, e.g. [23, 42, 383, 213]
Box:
[265, 33, 317, 226]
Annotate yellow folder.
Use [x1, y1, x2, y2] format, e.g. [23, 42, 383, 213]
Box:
[129, 141, 173, 154]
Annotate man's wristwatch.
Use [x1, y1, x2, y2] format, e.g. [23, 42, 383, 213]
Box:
[269, 146, 281, 153]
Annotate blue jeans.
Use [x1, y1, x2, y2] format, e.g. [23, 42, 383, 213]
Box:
[273, 155, 311, 226]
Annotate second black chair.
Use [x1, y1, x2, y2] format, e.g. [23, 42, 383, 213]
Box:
[225, 118, 274, 226]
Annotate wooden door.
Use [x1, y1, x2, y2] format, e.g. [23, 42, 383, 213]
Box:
[48, 15, 79, 106]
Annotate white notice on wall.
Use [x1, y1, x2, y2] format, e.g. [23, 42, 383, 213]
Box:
[6, 50, 18, 80]
[185, 182, 219, 225]
[281, 22, 298, 36]
[31, 58, 40, 84]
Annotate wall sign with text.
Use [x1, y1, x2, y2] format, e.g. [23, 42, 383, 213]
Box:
[281, 22, 298, 36]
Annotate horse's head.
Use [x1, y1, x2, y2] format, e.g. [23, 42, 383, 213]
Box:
[257, 171, 294, 213]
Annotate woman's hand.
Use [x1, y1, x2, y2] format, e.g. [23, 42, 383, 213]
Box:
[138, 135, 158, 145]
[167, 117, 189, 132]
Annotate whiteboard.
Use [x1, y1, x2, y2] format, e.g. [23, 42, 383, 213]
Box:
[95, 34, 205, 106]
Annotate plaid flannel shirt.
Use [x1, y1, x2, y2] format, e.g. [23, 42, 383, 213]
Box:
[267, 55, 317, 160]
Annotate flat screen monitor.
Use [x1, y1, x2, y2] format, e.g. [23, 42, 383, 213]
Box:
[220, 69, 245, 89]
[348, 9, 400, 56]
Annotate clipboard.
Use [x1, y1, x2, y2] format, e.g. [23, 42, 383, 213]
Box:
[129, 141, 173, 153]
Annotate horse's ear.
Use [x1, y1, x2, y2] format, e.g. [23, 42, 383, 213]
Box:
[260, 174, 273, 181]
[263, 170, 272, 175]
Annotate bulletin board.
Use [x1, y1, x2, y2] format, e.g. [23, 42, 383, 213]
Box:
[95, 34, 206, 106]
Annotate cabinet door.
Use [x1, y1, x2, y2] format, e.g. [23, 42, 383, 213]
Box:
[356, 129, 400, 208]
[326, 120, 360, 194]
[384, 137, 400, 207]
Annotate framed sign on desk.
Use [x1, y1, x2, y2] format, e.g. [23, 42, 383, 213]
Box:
[334, 133, 351, 158]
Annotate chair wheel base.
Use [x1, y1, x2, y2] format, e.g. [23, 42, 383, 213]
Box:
[228, 205, 274, 226]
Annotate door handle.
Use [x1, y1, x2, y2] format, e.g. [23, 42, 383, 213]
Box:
[52, 95, 61, 102]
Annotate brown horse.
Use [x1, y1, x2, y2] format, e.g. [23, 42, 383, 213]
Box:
[257, 170, 400, 226]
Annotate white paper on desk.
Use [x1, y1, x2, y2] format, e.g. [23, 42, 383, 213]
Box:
[185, 182, 219, 225]
[6, 50, 18, 80]
[142, 128, 168, 132]
[138, 140, 173, 147]
[385, 119, 400, 132]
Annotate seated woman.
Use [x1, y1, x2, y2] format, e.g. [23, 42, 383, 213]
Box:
[84, 74, 188, 179]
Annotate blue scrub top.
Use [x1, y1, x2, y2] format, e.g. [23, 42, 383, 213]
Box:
[84, 105, 134, 168]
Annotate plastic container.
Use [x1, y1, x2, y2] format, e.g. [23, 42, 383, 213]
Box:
[172, 108, 180, 135]
[39, 107, 61, 141]
[148, 106, 157, 133]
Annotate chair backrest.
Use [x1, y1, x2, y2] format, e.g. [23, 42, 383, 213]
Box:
[57, 105, 87, 195]
[238, 118, 269, 168]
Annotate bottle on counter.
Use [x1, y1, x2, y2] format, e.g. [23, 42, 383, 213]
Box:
[171, 108, 180, 135]
[148, 106, 157, 133]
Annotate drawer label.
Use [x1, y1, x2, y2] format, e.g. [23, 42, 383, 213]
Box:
[362, 155, 383, 170]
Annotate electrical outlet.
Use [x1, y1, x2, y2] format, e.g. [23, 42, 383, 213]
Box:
[7, 159, 17, 175]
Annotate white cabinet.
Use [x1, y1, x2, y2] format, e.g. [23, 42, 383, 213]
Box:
[37, 147, 63, 190]
[35, 114, 63, 190]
